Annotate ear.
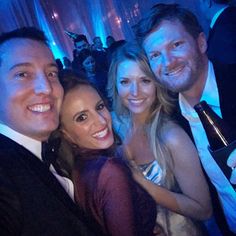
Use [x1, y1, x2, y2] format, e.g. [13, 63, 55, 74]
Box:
[197, 32, 207, 54]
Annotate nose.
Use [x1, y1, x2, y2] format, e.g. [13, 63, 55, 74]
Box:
[130, 82, 139, 96]
[94, 112, 107, 127]
[34, 73, 52, 95]
[161, 51, 174, 68]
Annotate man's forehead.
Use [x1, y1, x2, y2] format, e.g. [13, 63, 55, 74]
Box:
[1, 37, 45, 47]
[144, 20, 189, 43]
[0, 38, 55, 67]
[0, 38, 51, 57]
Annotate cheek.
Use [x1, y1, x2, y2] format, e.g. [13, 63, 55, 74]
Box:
[104, 111, 112, 125]
[117, 84, 129, 99]
[149, 61, 160, 73]
[53, 84, 63, 103]
[68, 126, 88, 146]
[143, 85, 156, 99]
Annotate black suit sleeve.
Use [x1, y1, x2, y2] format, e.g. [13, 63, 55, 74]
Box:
[0, 168, 22, 235]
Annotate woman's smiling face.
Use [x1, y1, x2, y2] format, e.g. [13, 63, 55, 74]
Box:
[60, 85, 114, 150]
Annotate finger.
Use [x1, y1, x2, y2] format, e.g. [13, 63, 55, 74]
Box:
[128, 159, 136, 167]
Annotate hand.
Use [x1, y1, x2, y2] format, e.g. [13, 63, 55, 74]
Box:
[127, 158, 145, 182]
[122, 144, 147, 183]
[227, 149, 236, 184]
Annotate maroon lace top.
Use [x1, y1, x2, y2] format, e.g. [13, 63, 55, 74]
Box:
[72, 155, 157, 236]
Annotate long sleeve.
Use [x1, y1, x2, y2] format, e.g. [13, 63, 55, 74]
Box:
[97, 159, 138, 236]
[0, 169, 22, 235]
[73, 157, 156, 236]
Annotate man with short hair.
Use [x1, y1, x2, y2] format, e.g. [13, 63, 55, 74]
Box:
[74, 34, 90, 53]
[72, 34, 90, 71]
[134, 3, 236, 235]
[0, 27, 100, 235]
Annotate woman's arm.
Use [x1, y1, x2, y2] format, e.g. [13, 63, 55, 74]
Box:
[130, 123, 212, 220]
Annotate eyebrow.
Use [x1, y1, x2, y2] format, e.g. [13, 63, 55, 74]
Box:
[96, 99, 103, 105]
[118, 76, 148, 80]
[9, 62, 58, 71]
[72, 99, 103, 120]
[118, 76, 129, 80]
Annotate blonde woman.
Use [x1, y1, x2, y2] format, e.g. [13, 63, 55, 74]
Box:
[107, 42, 212, 236]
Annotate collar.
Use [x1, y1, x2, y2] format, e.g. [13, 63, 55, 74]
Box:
[210, 6, 228, 28]
[179, 61, 220, 120]
[0, 123, 42, 160]
[201, 61, 220, 107]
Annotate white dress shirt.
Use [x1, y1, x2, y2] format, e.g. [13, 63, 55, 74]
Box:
[179, 61, 236, 233]
[0, 123, 74, 200]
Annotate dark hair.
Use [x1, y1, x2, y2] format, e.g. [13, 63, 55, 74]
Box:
[54, 70, 121, 175]
[133, 3, 203, 44]
[106, 35, 115, 41]
[74, 34, 88, 44]
[212, 0, 231, 3]
[55, 58, 64, 71]
[108, 40, 126, 54]
[93, 36, 101, 43]
[59, 69, 90, 93]
[0, 27, 48, 46]
[59, 69, 109, 108]
[77, 48, 95, 66]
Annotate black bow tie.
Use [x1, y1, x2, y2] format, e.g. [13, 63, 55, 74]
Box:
[41, 138, 61, 168]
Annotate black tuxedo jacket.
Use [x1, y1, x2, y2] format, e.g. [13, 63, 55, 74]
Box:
[0, 134, 103, 236]
[174, 62, 236, 236]
[207, 6, 236, 64]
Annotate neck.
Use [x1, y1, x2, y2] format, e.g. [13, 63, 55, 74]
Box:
[132, 112, 149, 128]
[182, 58, 209, 107]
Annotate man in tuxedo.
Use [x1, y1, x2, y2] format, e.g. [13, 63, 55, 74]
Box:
[200, 0, 236, 63]
[0, 27, 101, 235]
[134, 3, 236, 235]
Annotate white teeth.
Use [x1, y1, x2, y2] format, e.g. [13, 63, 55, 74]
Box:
[28, 104, 51, 112]
[129, 99, 144, 104]
[92, 128, 108, 138]
[165, 66, 183, 76]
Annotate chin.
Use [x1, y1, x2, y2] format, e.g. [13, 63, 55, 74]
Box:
[131, 109, 147, 115]
[99, 140, 114, 150]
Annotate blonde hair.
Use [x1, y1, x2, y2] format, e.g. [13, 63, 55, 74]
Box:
[108, 41, 175, 188]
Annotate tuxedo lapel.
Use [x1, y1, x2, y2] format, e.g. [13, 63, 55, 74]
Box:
[0, 134, 84, 218]
[213, 63, 236, 130]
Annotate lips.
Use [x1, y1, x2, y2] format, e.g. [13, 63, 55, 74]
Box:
[28, 103, 51, 112]
[164, 65, 184, 76]
[129, 99, 145, 104]
[92, 127, 109, 139]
